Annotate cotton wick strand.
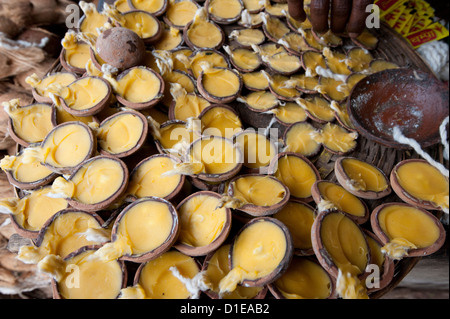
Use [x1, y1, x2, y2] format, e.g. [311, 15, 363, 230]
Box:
[439, 116, 449, 161]
[392, 126, 449, 178]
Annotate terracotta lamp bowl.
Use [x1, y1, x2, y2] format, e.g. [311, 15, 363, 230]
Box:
[347, 68, 449, 149]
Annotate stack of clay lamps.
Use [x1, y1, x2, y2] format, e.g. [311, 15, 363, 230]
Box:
[0, 0, 447, 300]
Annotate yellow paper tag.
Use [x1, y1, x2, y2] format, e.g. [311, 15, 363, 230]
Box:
[382, 3, 407, 27]
[408, 15, 434, 33]
[406, 22, 450, 48]
[393, 9, 413, 33]
[400, 13, 415, 35]
[376, 0, 408, 17]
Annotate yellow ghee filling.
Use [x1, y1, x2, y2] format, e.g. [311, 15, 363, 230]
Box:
[204, 244, 264, 299]
[395, 161, 449, 211]
[55, 104, 96, 125]
[187, 16, 222, 48]
[273, 202, 315, 251]
[274, 258, 331, 299]
[121, 11, 160, 39]
[27, 122, 93, 169]
[235, 131, 276, 169]
[317, 123, 358, 153]
[123, 251, 201, 299]
[59, 77, 109, 111]
[241, 72, 269, 90]
[378, 204, 441, 259]
[127, 156, 182, 199]
[230, 48, 260, 70]
[166, 0, 198, 27]
[173, 94, 211, 121]
[62, 33, 91, 70]
[4, 102, 54, 144]
[269, 75, 299, 99]
[264, 16, 290, 40]
[52, 157, 124, 205]
[115, 68, 161, 103]
[130, 0, 166, 13]
[201, 68, 240, 98]
[209, 0, 242, 19]
[284, 122, 321, 156]
[317, 181, 366, 217]
[79, 3, 108, 34]
[94, 200, 174, 262]
[242, 90, 278, 111]
[18, 211, 109, 263]
[341, 158, 388, 192]
[296, 96, 335, 122]
[201, 107, 242, 138]
[54, 250, 124, 299]
[231, 29, 265, 46]
[231, 175, 286, 207]
[97, 113, 145, 154]
[25, 73, 77, 99]
[273, 154, 317, 199]
[366, 236, 385, 272]
[267, 53, 302, 73]
[189, 137, 240, 175]
[0, 187, 68, 232]
[154, 27, 183, 50]
[0, 153, 54, 184]
[178, 194, 227, 247]
[291, 74, 319, 92]
[158, 122, 195, 152]
[321, 212, 369, 277]
[270, 102, 308, 124]
[219, 219, 287, 293]
[189, 50, 229, 78]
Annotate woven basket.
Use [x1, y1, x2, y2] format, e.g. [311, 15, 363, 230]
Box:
[9, 21, 448, 299]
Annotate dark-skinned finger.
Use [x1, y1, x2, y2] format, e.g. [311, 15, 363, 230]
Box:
[310, 0, 330, 34]
[347, 0, 374, 37]
[330, 0, 351, 34]
[287, 0, 306, 22]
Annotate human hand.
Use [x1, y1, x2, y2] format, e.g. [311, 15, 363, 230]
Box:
[287, 0, 374, 37]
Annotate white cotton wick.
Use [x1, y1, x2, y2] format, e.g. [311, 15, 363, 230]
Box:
[392, 126, 449, 178]
[169, 267, 210, 299]
[439, 116, 449, 161]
